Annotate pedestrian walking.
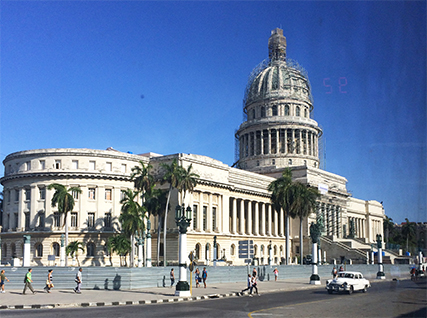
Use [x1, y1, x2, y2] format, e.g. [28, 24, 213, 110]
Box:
[339, 265, 344, 272]
[44, 269, 54, 293]
[170, 268, 175, 287]
[331, 266, 337, 279]
[74, 267, 82, 293]
[195, 268, 200, 288]
[250, 273, 259, 296]
[273, 268, 279, 281]
[241, 274, 252, 295]
[1, 269, 10, 293]
[22, 268, 36, 295]
[252, 267, 258, 278]
[202, 267, 208, 288]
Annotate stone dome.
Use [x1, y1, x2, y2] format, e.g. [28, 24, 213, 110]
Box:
[244, 29, 313, 108]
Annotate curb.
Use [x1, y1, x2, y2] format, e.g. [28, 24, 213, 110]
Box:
[0, 283, 332, 310]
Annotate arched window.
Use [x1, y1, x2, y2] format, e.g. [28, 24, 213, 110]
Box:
[205, 243, 210, 260]
[288, 159, 292, 165]
[254, 245, 258, 257]
[195, 243, 201, 259]
[284, 105, 290, 116]
[35, 243, 43, 257]
[11, 243, 16, 258]
[2, 243, 7, 258]
[87, 242, 96, 257]
[296, 106, 301, 116]
[52, 242, 60, 257]
[230, 244, 235, 256]
[272, 105, 278, 116]
[274, 245, 277, 255]
[215, 243, 220, 260]
[251, 109, 255, 119]
[304, 109, 308, 118]
[261, 107, 266, 118]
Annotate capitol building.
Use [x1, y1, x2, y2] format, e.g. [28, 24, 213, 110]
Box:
[0, 29, 386, 267]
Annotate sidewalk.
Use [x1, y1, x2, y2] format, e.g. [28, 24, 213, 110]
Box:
[0, 278, 322, 310]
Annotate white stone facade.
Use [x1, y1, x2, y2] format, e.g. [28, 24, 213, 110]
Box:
[0, 28, 385, 267]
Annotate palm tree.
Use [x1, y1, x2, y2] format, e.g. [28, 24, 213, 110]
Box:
[268, 168, 294, 265]
[120, 189, 146, 267]
[401, 218, 416, 253]
[160, 158, 183, 266]
[144, 186, 168, 266]
[290, 182, 320, 265]
[108, 234, 131, 267]
[383, 216, 395, 248]
[131, 160, 154, 199]
[177, 164, 199, 205]
[66, 241, 84, 266]
[47, 183, 82, 265]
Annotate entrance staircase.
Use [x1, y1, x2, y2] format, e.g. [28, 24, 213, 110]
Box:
[319, 236, 398, 264]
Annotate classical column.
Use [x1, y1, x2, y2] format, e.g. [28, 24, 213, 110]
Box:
[267, 205, 272, 236]
[254, 202, 259, 235]
[18, 188, 24, 230]
[232, 198, 237, 234]
[274, 208, 278, 236]
[239, 200, 245, 235]
[208, 193, 213, 232]
[30, 186, 37, 229]
[247, 201, 252, 235]
[261, 203, 266, 235]
[280, 208, 285, 236]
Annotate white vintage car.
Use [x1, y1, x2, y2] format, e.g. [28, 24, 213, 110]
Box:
[326, 271, 371, 294]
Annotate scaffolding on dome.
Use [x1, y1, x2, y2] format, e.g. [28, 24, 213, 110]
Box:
[243, 57, 313, 106]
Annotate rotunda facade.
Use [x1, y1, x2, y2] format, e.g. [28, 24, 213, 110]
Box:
[236, 28, 322, 172]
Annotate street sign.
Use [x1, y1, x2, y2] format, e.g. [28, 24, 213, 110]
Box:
[238, 240, 254, 259]
[188, 251, 194, 262]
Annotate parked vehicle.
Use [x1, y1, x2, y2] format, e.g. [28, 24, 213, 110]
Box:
[326, 271, 370, 295]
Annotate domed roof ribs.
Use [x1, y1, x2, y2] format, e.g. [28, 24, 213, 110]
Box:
[268, 28, 287, 62]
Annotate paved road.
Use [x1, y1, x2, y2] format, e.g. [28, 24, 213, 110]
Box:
[1, 278, 425, 318]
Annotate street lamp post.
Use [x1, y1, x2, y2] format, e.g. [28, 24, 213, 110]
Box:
[376, 234, 385, 279]
[146, 219, 152, 267]
[213, 236, 217, 266]
[309, 222, 321, 285]
[60, 234, 66, 267]
[268, 240, 272, 266]
[175, 205, 192, 297]
[136, 231, 145, 268]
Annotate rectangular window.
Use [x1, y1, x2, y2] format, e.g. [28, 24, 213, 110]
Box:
[104, 213, 112, 228]
[24, 212, 30, 229]
[55, 160, 61, 169]
[26, 161, 31, 171]
[71, 212, 78, 228]
[88, 188, 96, 200]
[38, 212, 45, 228]
[121, 164, 127, 173]
[105, 189, 112, 201]
[106, 162, 112, 172]
[192, 205, 198, 230]
[88, 213, 95, 228]
[25, 189, 31, 201]
[39, 160, 45, 169]
[72, 190, 79, 200]
[120, 190, 126, 201]
[89, 161, 96, 170]
[212, 207, 217, 231]
[7, 190, 11, 203]
[54, 212, 61, 227]
[39, 188, 45, 200]
[72, 160, 79, 169]
[14, 213, 18, 229]
[15, 189, 19, 201]
[203, 206, 207, 231]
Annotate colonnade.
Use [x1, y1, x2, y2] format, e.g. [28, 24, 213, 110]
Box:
[228, 198, 285, 237]
[239, 128, 318, 158]
[317, 203, 342, 238]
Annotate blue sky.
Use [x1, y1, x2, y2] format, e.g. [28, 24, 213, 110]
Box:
[1, 1, 425, 224]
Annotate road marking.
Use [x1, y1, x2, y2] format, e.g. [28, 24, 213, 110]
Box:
[248, 298, 328, 318]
